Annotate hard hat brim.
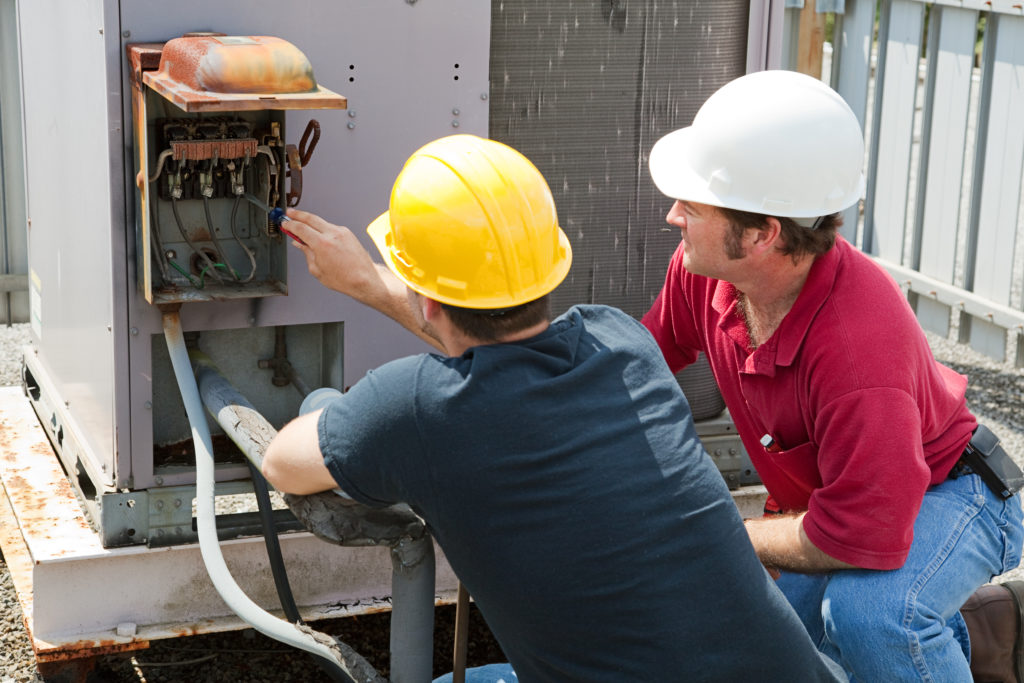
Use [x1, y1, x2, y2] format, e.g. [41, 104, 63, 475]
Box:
[649, 127, 733, 212]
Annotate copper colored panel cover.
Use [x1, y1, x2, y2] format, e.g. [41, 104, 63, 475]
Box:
[144, 35, 347, 112]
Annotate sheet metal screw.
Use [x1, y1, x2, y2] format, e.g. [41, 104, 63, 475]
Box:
[480, 93, 488, 100]
[122, 30, 131, 38]
[143, 401, 152, 410]
[130, 327, 139, 336]
[451, 120, 460, 128]
[347, 122, 356, 129]
[348, 110, 356, 118]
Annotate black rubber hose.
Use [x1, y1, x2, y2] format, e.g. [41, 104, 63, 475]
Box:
[247, 460, 357, 683]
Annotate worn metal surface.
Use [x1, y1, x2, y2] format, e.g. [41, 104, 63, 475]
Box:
[144, 35, 347, 112]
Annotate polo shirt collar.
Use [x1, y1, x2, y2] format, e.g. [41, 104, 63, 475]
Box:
[774, 237, 845, 367]
[712, 237, 846, 375]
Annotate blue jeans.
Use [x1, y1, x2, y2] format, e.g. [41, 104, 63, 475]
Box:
[434, 663, 517, 683]
[778, 472, 1023, 681]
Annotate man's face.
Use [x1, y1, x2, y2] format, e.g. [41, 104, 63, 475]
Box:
[665, 200, 746, 278]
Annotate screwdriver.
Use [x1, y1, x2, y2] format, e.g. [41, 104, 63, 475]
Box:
[243, 194, 305, 245]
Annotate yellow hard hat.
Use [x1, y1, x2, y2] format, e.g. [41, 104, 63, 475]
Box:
[367, 135, 572, 309]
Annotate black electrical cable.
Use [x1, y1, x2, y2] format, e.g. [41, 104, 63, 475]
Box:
[246, 460, 358, 683]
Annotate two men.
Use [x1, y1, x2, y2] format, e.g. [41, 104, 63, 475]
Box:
[641, 69, 1024, 680]
[262, 134, 844, 681]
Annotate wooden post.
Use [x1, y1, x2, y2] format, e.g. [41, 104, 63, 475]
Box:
[797, 0, 827, 79]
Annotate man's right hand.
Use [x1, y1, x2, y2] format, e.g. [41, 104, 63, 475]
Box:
[284, 209, 444, 351]
[285, 209, 384, 304]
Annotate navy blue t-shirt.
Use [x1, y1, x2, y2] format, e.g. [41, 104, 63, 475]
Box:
[320, 305, 841, 682]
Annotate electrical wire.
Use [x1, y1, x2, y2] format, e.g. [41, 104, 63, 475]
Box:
[202, 194, 241, 281]
[168, 259, 202, 288]
[148, 149, 174, 183]
[148, 198, 171, 282]
[230, 194, 258, 283]
[170, 196, 225, 284]
[247, 457, 356, 683]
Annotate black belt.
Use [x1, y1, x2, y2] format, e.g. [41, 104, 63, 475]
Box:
[947, 424, 1024, 499]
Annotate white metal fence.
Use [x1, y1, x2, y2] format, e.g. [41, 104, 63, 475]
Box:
[788, 0, 1024, 366]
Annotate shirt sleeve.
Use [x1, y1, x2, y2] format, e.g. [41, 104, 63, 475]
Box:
[801, 388, 932, 569]
[317, 357, 427, 508]
[641, 244, 702, 373]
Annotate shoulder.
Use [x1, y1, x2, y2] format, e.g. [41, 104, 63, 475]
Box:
[344, 353, 452, 404]
[563, 304, 658, 344]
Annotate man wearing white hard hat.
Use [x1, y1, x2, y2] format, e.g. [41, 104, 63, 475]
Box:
[643, 69, 1024, 680]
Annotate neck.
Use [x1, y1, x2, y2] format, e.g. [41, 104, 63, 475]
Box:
[736, 253, 815, 347]
[441, 318, 550, 357]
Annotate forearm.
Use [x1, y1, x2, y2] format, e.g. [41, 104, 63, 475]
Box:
[744, 513, 857, 573]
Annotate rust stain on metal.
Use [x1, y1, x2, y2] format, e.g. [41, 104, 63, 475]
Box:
[170, 138, 257, 161]
[35, 639, 149, 664]
[141, 35, 346, 112]
[163, 35, 316, 94]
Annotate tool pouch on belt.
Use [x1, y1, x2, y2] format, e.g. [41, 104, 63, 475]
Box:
[962, 424, 1024, 499]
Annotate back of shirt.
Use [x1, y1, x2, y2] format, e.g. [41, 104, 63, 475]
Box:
[320, 305, 842, 682]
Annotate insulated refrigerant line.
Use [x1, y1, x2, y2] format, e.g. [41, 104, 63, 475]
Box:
[161, 310, 375, 683]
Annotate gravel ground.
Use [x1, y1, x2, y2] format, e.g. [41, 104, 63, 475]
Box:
[2, 321, 1024, 681]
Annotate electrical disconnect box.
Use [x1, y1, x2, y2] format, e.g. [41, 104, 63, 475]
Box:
[128, 34, 345, 304]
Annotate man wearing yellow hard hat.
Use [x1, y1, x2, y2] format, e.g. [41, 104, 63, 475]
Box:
[262, 134, 844, 681]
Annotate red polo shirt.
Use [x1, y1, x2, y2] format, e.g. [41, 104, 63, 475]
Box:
[642, 236, 976, 569]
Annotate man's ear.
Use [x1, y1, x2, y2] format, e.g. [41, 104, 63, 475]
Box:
[421, 296, 443, 322]
[748, 216, 783, 254]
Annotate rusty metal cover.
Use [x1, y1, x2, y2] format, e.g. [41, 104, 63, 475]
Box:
[143, 35, 347, 112]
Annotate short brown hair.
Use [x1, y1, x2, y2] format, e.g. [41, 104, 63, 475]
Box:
[719, 207, 841, 259]
[441, 296, 551, 343]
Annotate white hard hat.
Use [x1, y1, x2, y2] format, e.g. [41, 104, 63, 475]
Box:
[649, 70, 865, 226]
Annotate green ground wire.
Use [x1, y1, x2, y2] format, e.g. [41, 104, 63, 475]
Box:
[168, 260, 236, 289]
[168, 260, 202, 288]
[198, 262, 236, 288]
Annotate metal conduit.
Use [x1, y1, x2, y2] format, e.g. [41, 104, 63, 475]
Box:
[173, 317, 436, 682]
[161, 311, 374, 680]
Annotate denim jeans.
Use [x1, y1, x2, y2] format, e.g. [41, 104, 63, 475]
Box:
[777, 471, 1024, 682]
[434, 663, 517, 683]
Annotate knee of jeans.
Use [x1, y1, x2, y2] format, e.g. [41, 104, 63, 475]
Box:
[821, 577, 905, 645]
[999, 496, 1024, 571]
[822, 592, 878, 643]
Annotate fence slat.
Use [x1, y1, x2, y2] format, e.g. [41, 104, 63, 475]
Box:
[968, 14, 1024, 306]
[864, 0, 925, 261]
[915, 6, 976, 283]
[833, 0, 876, 244]
[961, 13, 1024, 359]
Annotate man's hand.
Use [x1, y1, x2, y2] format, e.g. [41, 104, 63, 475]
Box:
[284, 209, 391, 303]
[284, 209, 443, 351]
[744, 512, 858, 574]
